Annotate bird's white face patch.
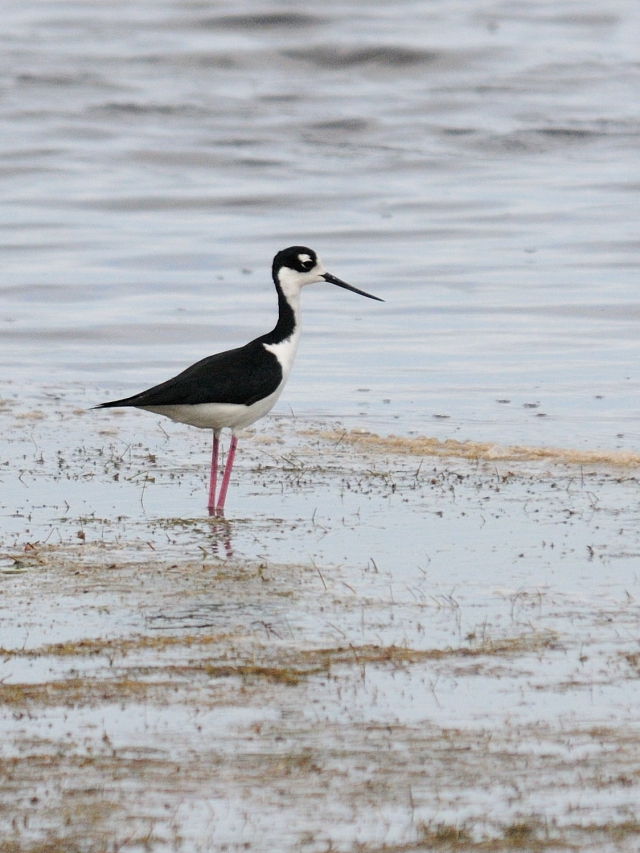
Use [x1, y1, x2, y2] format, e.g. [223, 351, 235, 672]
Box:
[298, 253, 312, 264]
[277, 256, 326, 300]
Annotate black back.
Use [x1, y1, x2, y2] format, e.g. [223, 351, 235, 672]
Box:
[96, 337, 284, 409]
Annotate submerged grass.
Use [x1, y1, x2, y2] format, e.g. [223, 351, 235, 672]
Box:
[0, 633, 557, 663]
[369, 818, 640, 851]
[0, 631, 235, 659]
[0, 635, 559, 708]
[3, 821, 640, 853]
[0, 677, 162, 707]
[321, 428, 640, 467]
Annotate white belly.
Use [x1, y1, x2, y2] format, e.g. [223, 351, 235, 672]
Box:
[141, 382, 286, 432]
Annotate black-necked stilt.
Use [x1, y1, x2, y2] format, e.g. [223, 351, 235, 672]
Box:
[96, 246, 383, 514]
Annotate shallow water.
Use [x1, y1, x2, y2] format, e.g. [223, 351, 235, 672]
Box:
[3, 409, 640, 850]
[2, 5, 640, 850]
[1, 0, 640, 448]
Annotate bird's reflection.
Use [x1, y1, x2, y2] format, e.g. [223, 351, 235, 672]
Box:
[208, 513, 234, 559]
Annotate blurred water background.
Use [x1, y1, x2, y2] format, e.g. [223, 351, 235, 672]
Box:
[1, 0, 640, 449]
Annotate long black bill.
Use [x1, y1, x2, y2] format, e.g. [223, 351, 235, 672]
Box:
[322, 272, 384, 302]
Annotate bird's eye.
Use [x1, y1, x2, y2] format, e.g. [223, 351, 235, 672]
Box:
[298, 253, 314, 271]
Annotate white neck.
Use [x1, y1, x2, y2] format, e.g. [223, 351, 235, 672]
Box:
[263, 320, 301, 380]
[263, 269, 304, 378]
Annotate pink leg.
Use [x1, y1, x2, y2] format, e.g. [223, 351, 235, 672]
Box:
[215, 434, 238, 514]
[207, 431, 220, 514]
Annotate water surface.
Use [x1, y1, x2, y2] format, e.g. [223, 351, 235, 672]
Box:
[1, 0, 640, 447]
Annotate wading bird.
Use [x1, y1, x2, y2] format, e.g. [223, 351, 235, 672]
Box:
[96, 246, 383, 514]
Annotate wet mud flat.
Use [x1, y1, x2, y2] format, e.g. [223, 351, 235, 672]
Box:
[2, 396, 640, 851]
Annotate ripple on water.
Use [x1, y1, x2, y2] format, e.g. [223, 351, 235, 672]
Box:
[1, 0, 639, 451]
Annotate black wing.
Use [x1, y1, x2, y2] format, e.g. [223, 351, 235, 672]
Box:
[96, 340, 282, 409]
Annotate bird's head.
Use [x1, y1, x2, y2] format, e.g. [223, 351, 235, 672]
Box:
[272, 246, 383, 302]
